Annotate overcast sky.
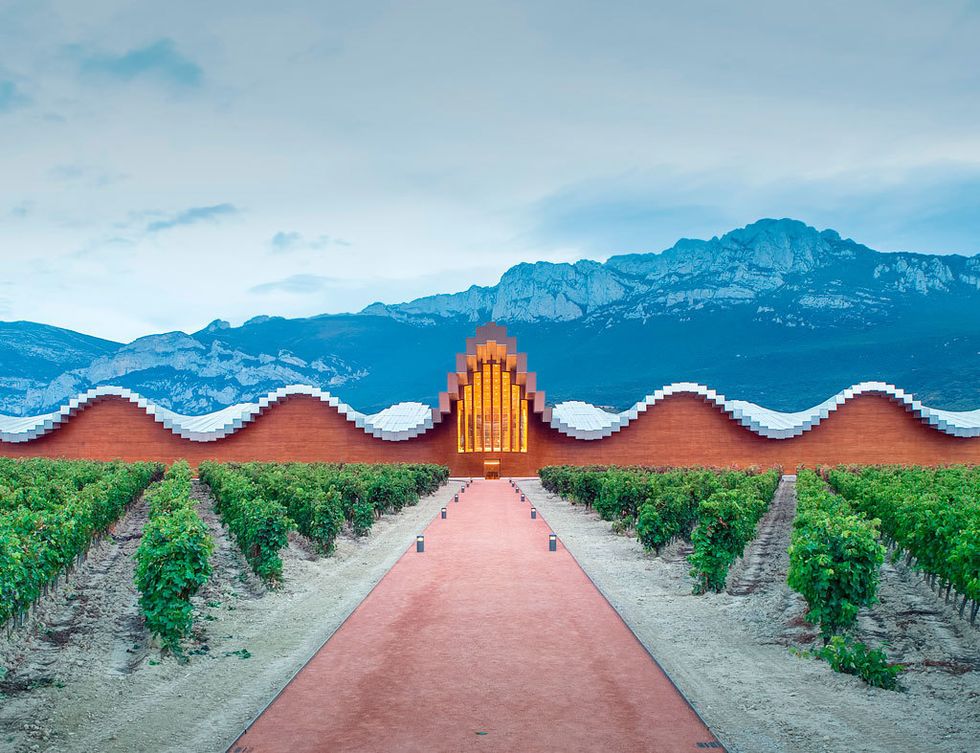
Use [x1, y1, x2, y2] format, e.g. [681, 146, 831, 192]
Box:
[2, 1, 979, 342]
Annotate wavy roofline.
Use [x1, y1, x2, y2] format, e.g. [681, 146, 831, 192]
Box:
[1, 381, 978, 445]
[0, 385, 441, 444]
[549, 381, 980, 440]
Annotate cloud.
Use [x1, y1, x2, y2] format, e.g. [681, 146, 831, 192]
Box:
[525, 173, 736, 256]
[48, 163, 128, 188]
[77, 39, 202, 88]
[269, 231, 349, 252]
[270, 231, 302, 251]
[0, 80, 29, 113]
[146, 203, 239, 233]
[9, 200, 33, 218]
[250, 274, 338, 295]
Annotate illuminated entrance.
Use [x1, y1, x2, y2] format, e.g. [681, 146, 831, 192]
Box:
[452, 327, 530, 455]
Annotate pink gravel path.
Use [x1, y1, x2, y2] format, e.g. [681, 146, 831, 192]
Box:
[231, 479, 721, 753]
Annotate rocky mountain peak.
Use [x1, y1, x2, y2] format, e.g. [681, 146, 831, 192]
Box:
[365, 219, 980, 326]
[203, 318, 231, 333]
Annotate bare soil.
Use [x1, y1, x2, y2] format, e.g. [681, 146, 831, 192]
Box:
[0, 480, 462, 753]
[521, 476, 980, 753]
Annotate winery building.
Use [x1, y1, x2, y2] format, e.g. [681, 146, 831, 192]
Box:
[2, 323, 979, 474]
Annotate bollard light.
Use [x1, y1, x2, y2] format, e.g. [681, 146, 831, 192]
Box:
[531, 507, 537, 519]
[441, 507, 447, 519]
[548, 533, 557, 552]
[454, 493, 459, 503]
[521, 494, 526, 502]
[417, 535, 425, 553]
[514, 486, 519, 495]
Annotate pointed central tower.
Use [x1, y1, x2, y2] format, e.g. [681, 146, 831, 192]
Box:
[442, 323, 548, 457]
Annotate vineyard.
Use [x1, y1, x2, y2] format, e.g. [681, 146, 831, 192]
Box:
[826, 465, 980, 624]
[0, 458, 160, 627]
[538, 465, 780, 594]
[0, 457, 976, 753]
[539, 463, 980, 692]
[199, 462, 450, 583]
[784, 465, 980, 687]
[135, 461, 214, 649]
[1, 459, 449, 646]
[788, 470, 898, 687]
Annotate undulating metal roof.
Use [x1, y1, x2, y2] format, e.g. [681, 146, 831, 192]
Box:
[0, 385, 436, 444]
[1, 381, 978, 444]
[549, 382, 980, 440]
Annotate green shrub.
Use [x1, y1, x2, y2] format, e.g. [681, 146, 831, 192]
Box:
[571, 470, 605, 508]
[539, 465, 780, 594]
[145, 460, 193, 516]
[352, 497, 375, 537]
[636, 487, 695, 552]
[595, 470, 647, 522]
[134, 461, 213, 650]
[0, 460, 159, 625]
[135, 505, 213, 649]
[788, 470, 885, 637]
[200, 461, 448, 578]
[827, 465, 980, 622]
[307, 489, 346, 551]
[817, 635, 903, 690]
[199, 462, 293, 583]
[688, 486, 770, 594]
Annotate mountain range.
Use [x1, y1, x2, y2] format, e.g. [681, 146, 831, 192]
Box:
[3, 218, 980, 417]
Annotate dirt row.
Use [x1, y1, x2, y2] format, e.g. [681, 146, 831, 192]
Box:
[0, 479, 461, 753]
[522, 476, 980, 753]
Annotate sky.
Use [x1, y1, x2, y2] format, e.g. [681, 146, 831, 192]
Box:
[1, 0, 979, 342]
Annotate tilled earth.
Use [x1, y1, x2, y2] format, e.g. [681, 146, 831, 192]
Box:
[522, 476, 980, 753]
[0, 480, 461, 753]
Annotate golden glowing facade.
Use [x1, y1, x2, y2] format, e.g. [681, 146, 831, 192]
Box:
[456, 340, 528, 453]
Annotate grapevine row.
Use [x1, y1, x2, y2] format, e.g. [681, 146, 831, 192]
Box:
[539, 465, 779, 593]
[826, 465, 980, 624]
[134, 461, 214, 650]
[0, 458, 160, 626]
[787, 470, 885, 637]
[200, 462, 449, 583]
[787, 469, 903, 688]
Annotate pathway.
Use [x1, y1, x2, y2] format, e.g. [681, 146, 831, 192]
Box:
[727, 474, 798, 596]
[231, 479, 721, 753]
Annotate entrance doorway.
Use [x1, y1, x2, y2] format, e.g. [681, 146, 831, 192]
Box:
[483, 460, 500, 480]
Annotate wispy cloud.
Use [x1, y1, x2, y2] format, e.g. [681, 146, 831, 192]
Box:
[77, 39, 202, 88]
[146, 203, 239, 233]
[69, 235, 137, 260]
[250, 274, 338, 295]
[48, 163, 128, 188]
[269, 231, 349, 253]
[270, 231, 302, 251]
[0, 80, 30, 113]
[9, 200, 33, 218]
[526, 173, 734, 256]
